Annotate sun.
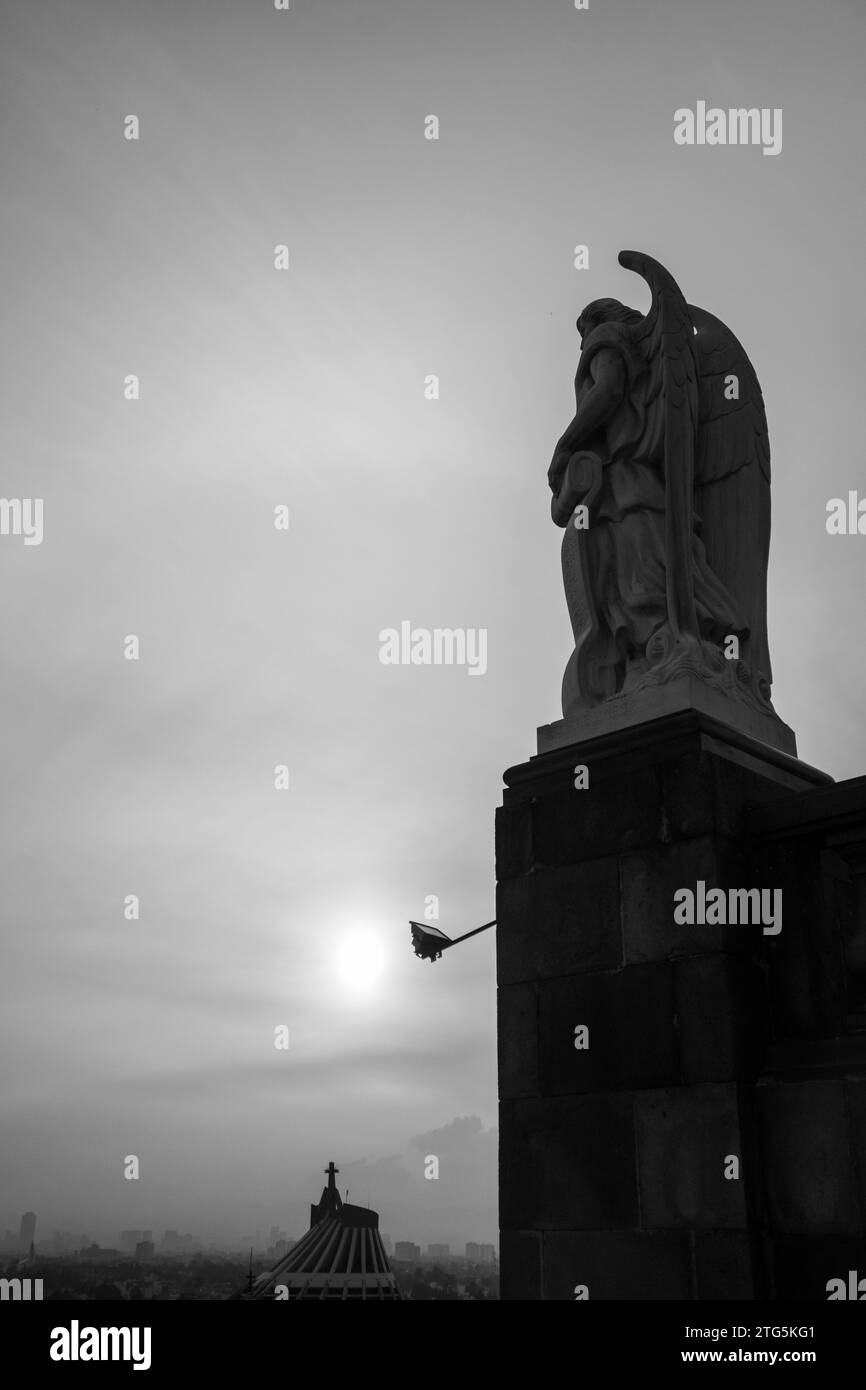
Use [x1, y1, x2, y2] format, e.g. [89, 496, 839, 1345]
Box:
[334, 928, 387, 997]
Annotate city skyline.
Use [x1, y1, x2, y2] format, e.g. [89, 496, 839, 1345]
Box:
[3, 1221, 497, 1259]
[1, 1132, 499, 1253]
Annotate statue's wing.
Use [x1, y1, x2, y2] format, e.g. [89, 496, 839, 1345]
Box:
[688, 303, 773, 690]
[618, 249, 700, 641]
[689, 304, 770, 485]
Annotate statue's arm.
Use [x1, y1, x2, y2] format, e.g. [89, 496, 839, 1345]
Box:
[547, 350, 626, 492]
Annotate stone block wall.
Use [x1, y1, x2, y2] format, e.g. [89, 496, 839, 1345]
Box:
[497, 710, 866, 1299]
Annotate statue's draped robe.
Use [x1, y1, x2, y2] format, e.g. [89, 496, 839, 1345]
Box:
[567, 323, 749, 707]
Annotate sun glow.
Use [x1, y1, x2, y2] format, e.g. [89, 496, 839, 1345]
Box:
[334, 928, 387, 997]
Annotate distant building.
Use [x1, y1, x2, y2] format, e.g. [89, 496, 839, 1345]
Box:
[466, 1242, 496, 1263]
[160, 1230, 193, 1254]
[394, 1242, 421, 1262]
[427, 1244, 450, 1258]
[232, 1161, 401, 1300]
[120, 1229, 152, 1253]
[18, 1213, 36, 1255]
[135, 1241, 155, 1260]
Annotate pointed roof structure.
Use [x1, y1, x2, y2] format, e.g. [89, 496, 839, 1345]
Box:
[235, 1161, 401, 1301]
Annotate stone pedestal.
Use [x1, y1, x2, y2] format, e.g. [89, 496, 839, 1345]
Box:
[496, 709, 866, 1299]
[538, 674, 797, 758]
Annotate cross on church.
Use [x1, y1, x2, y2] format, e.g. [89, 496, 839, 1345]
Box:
[324, 1161, 339, 1185]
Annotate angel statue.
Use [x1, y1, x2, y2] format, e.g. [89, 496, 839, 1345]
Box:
[547, 249, 776, 722]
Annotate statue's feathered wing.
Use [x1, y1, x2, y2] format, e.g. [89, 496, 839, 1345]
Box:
[688, 303, 773, 692]
[618, 250, 701, 642]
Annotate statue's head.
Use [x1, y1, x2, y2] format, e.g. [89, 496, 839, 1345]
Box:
[577, 298, 642, 344]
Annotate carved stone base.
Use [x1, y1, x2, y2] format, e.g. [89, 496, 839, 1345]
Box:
[538, 673, 797, 757]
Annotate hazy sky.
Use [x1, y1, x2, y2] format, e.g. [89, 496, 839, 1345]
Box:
[1, 0, 865, 1250]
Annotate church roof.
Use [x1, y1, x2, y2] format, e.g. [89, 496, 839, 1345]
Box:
[236, 1162, 401, 1301]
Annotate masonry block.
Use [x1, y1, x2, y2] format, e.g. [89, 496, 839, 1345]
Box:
[846, 1078, 866, 1220]
[757, 1080, 860, 1234]
[496, 857, 621, 986]
[635, 1083, 748, 1228]
[675, 954, 767, 1083]
[498, 982, 538, 1099]
[771, 1235, 866, 1300]
[694, 1230, 760, 1299]
[621, 835, 750, 965]
[658, 743, 818, 845]
[499, 1093, 637, 1230]
[499, 1230, 542, 1300]
[495, 801, 533, 881]
[544, 1229, 693, 1300]
[756, 842, 849, 1039]
[531, 760, 662, 867]
[538, 963, 678, 1094]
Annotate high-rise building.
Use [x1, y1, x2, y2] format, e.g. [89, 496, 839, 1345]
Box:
[120, 1229, 152, 1253]
[160, 1230, 195, 1254]
[232, 1161, 401, 1300]
[466, 1241, 496, 1263]
[479, 1243, 496, 1264]
[19, 1212, 36, 1254]
[427, 1243, 450, 1258]
[394, 1242, 421, 1262]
